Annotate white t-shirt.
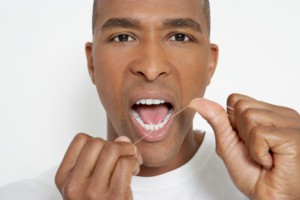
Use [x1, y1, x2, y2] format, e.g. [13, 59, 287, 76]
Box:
[131, 132, 247, 200]
[0, 132, 247, 200]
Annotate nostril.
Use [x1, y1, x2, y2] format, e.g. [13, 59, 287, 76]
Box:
[134, 68, 169, 81]
[158, 71, 167, 77]
[129, 57, 171, 81]
[137, 71, 145, 77]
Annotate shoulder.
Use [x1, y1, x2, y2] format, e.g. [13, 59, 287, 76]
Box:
[0, 167, 62, 200]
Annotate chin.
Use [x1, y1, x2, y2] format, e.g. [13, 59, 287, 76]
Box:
[138, 134, 182, 168]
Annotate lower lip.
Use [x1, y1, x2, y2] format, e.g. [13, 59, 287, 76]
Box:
[130, 111, 174, 143]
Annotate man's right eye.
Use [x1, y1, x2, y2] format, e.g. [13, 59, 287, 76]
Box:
[112, 34, 135, 42]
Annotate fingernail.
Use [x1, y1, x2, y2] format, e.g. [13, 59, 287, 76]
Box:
[114, 136, 131, 142]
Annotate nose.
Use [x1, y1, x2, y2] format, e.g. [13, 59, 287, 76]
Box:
[130, 41, 171, 81]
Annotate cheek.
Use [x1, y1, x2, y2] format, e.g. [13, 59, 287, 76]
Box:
[173, 50, 210, 100]
[93, 46, 131, 86]
[93, 51, 127, 112]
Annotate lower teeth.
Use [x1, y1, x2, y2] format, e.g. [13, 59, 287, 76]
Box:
[131, 109, 172, 131]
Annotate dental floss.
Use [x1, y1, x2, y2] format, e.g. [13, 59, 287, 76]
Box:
[227, 106, 235, 111]
[133, 100, 237, 144]
[226, 105, 235, 118]
[133, 103, 192, 145]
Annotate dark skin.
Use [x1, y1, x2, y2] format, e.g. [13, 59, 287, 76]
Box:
[190, 95, 300, 199]
[86, 0, 216, 175]
[55, 0, 300, 199]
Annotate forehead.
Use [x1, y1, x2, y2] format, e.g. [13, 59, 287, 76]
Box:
[95, 0, 205, 29]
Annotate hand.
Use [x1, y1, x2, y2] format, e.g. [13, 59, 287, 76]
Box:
[189, 94, 300, 199]
[55, 133, 143, 200]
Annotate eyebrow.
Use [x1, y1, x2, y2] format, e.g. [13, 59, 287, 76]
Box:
[101, 18, 142, 30]
[100, 17, 202, 33]
[163, 18, 202, 33]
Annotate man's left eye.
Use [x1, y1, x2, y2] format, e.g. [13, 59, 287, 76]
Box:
[170, 34, 191, 42]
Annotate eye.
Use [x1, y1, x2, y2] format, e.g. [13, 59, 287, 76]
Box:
[170, 33, 191, 42]
[112, 34, 135, 42]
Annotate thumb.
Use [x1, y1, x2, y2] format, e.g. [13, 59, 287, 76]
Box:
[189, 98, 260, 197]
[114, 136, 143, 165]
[114, 136, 132, 142]
[189, 98, 237, 157]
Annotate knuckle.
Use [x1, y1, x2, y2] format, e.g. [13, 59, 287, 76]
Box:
[88, 137, 105, 147]
[107, 188, 119, 200]
[74, 132, 92, 143]
[84, 188, 98, 200]
[108, 184, 132, 200]
[241, 108, 256, 121]
[118, 157, 130, 167]
[85, 184, 108, 200]
[235, 100, 251, 113]
[54, 172, 63, 189]
[104, 142, 122, 155]
[62, 181, 78, 199]
[227, 93, 240, 106]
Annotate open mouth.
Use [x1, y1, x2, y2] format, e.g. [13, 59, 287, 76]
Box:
[131, 99, 173, 131]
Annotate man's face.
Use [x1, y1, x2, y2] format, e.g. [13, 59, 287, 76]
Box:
[86, 0, 218, 174]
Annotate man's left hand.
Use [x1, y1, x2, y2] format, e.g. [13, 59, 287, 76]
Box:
[189, 94, 300, 199]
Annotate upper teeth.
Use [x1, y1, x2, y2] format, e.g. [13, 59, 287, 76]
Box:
[136, 99, 165, 105]
[132, 99, 172, 131]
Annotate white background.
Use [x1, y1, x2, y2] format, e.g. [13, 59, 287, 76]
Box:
[0, 0, 299, 187]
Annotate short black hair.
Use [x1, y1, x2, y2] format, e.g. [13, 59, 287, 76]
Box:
[92, 0, 211, 35]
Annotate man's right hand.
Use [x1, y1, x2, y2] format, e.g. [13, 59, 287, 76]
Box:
[55, 133, 143, 200]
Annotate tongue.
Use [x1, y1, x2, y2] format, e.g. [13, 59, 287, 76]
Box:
[135, 104, 169, 124]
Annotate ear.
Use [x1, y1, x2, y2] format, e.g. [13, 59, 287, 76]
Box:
[206, 43, 219, 86]
[85, 42, 95, 84]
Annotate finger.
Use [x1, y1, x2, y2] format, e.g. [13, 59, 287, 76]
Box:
[189, 98, 262, 193]
[247, 126, 300, 169]
[247, 126, 273, 169]
[67, 138, 106, 182]
[55, 133, 92, 190]
[227, 93, 299, 119]
[85, 157, 139, 199]
[115, 136, 143, 165]
[189, 98, 238, 157]
[114, 136, 131, 142]
[236, 108, 300, 144]
[189, 98, 230, 133]
[109, 157, 139, 198]
[88, 141, 140, 191]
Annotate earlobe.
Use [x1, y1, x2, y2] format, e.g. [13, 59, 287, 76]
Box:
[206, 43, 219, 85]
[85, 42, 95, 84]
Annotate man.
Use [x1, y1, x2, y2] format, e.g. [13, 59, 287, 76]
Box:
[1, 0, 300, 199]
[54, 0, 300, 199]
